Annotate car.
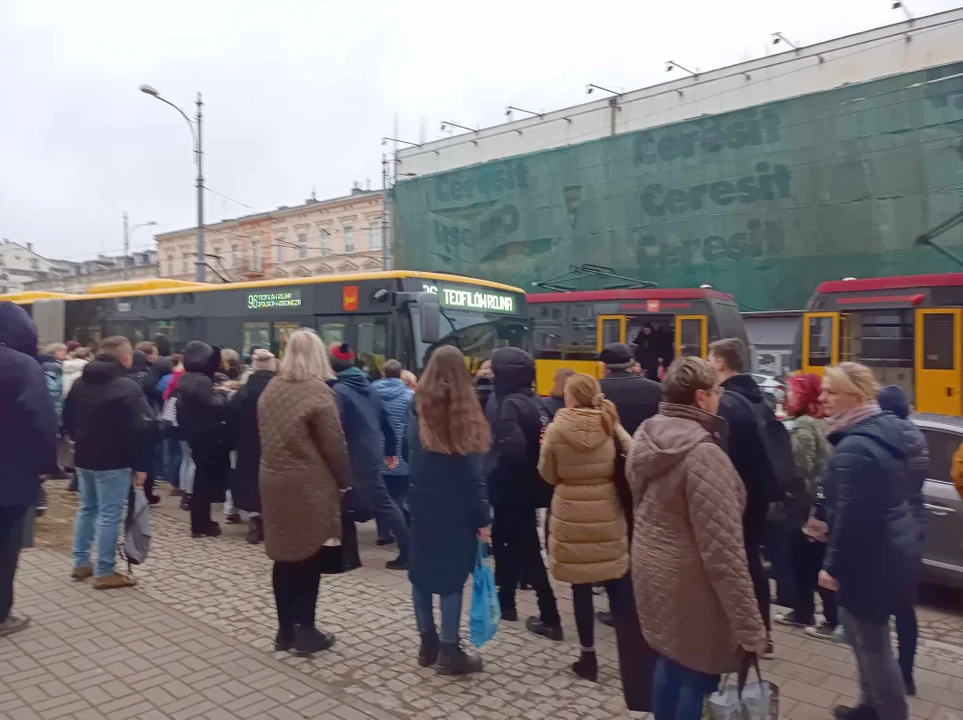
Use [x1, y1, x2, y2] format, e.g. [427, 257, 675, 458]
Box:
[751, 373, 786, 407]
[780, 413, 963, 589]
[910, 414, 963, 589]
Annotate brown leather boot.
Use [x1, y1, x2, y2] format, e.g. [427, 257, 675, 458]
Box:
[93, 572, 138, 590]
[71, 565, 93, 581]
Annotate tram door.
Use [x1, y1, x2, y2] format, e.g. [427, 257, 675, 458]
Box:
[915, 309, 963, 416]
[675, 315, 708, 358]
[596, 315, 627, 379]
[801, 312, 839, 376]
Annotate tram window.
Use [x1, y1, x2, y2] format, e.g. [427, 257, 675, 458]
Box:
[565, 304, 598, 360]
[858, 311, 913, 368]
[273, 322, 300, 359]
[533, 326, 564, 360]
[357, 316, 389, 376]
[807, 316, 833, 367]
[678, 318, 703, 357]
[318, 317, 349, 347]
[920, 429, 959, 485]
[600, 318, 622, 346]
[243, 322, 270, 353]
[922, 314, 955, 371]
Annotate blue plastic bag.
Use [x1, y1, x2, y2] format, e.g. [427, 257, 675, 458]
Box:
[469, 541, 500, 647]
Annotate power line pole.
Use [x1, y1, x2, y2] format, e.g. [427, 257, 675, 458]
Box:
[122, 211, 130, 280]
[195, 92, 205, 283]
[381, 153, 389, 270]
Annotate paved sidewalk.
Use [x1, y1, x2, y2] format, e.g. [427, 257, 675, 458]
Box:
[2, 491, 963, 719]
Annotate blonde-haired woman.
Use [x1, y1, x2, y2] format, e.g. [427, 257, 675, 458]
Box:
[407, 345, 491, 675]
[538, 373, 653, 716]
[629, 356, 765, 720]
[257, 329, 351, 657]
[818, 363, 918, 720]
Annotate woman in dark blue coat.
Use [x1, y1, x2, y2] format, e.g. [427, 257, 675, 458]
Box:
[406, 345, 491, 676]
[818, 364, 920, 720]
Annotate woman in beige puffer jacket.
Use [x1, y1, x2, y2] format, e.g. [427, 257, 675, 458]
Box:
[539, 373, 654, 714]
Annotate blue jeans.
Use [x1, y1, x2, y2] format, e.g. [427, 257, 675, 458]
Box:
[376, 474, 410, 540]
[165, 438, 182, 487]
[653, 655, 720, 720]
[72, 468, 131, 577]
[412, 584, 463, 645]
[355, 471, 409, 548]
[841, 608, 908, 720]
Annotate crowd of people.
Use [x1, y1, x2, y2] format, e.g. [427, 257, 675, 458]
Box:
[0, 296, 950, 720]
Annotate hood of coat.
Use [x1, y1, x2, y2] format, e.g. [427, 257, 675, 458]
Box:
[552, 407, 611, 452]
[722, 373, 764, 404]
[130, 350, 148, 374]
[183, 340, 221, 376]
[0, 302, 38, 358]
[373, 377, 409, 401]
[492, 346, 535, 398]
[631, 404, 719, 478]
[830, 411, 908, 460]
[82, 354, 127, 384]
[336, 365, 372, 396]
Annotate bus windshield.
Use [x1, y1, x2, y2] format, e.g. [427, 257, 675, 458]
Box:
[411, 306, 530, 372]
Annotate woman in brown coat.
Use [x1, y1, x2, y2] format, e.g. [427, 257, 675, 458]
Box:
[628, 356, 765, 720]
[257, 328, 351, 657]
[538, 373, 653, 716]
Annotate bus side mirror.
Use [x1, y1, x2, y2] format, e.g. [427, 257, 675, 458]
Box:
[418, 293, 441, 345]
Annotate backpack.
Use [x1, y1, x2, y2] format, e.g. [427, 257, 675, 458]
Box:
[726, 390, 795, 503]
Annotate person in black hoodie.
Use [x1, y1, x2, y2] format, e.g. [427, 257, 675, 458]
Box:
[0, 303, 58, 635]
[709, 337, 774, 656]
[598, 343, 661, 435]
[328, 343, 403, 569]
[128, 348, 162, 505]
[175, 340, 233, 538]
[63, 336, 153, 590]
[488, 347, 563, 641]
[229, 349, 277, 544]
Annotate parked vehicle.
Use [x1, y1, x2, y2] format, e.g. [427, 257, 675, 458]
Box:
[751, 372, 786, 407]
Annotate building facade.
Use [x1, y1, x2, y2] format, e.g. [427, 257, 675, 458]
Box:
[155, 188, 385, 283]
[393, 9, 963, 312]
[0, 239, 58, 294]
[22, 250, 159, 294]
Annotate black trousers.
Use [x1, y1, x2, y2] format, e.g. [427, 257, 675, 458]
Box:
[272, 548, 325, 640]
[572, 573, 655, 712]
[492, 504, 560, 627]
[746, 541, 771, 633]
[189, 483, 213, 534]
[792, 532, 838, 627]
[0, 506, 27, 623]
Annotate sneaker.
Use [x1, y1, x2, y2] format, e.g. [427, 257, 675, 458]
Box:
[376, 537, 395, 546]
[831, 625, 849, 645]
[293, 627, 336, 657]
[525, 617, 563, 642]
[0, 613, 30, 637]
[225, 512, 241, 525]
[93, 572, 138, 590]
[763, 636, 775, 660]
[774, 611, 813, 628]
[833, 704, 880, 720]
[180, 494, 192, 511]
[437, 641, 483, 675]
[70, 565, 93, 581]
[418, 632, 440, 667]
[805, 623, 837, 641]
[192, 523, 222, 539]
[595, 611, 615, 628]
[572, 651, 598, 682]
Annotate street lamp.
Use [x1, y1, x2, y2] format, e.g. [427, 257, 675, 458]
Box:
[140, 84, 205, 282]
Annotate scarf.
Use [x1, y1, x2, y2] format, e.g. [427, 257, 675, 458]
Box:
[825, 400, 882, 434]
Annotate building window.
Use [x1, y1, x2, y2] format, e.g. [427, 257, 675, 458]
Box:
[182, 253, 189, 273]
[319, 229, 330, 256]
[251, 236, 262, 271]
[298, 233, 308, 259]
[276, 238, 285, 263]
[0, 255, 5, 266]
[343, 226, 354, 254]
[231, 244, 239, 267]
[30, 258, 39, 270]
[368, 224, 379, 252]
[167, 256, 174, 276]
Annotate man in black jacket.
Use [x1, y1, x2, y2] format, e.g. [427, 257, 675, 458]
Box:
[63, 336, 153, 590]
[709, 337, 773, 655]
[0, 303, 58, 635]
[488, 347, 563, 641]
[598, 343, 662, 435]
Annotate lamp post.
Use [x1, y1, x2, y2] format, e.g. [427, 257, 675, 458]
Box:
[122, 212, 158, 279]
[140, 84, 205, 282]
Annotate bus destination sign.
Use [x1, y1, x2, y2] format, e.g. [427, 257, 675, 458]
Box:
[247, 289, 303, 310]
[422, 284, 516, 314]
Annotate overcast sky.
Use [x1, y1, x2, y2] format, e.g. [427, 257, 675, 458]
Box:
[1, 0, 960, 261]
